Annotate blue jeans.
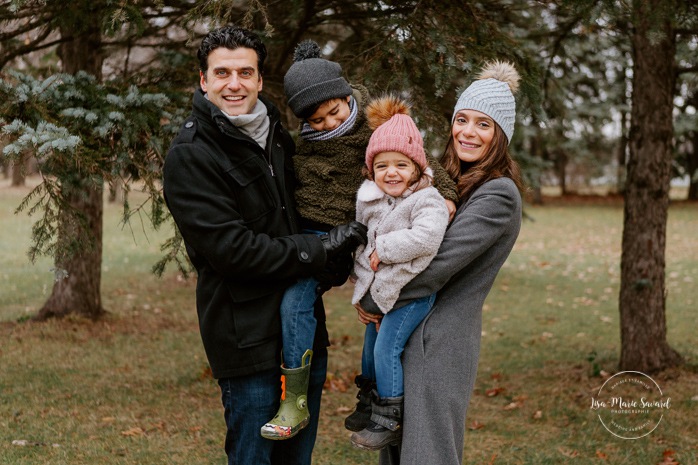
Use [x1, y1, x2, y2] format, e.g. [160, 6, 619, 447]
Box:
[280, 277, 320, 368]
[218, 351, 328, 465]
[280, 229, 325, 369]
[361, 294, 436, 397]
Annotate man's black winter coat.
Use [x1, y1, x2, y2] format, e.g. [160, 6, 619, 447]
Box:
[163, 89, 329, 378]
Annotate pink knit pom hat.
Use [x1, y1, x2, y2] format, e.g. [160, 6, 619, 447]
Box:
[365, 95, 426, 175]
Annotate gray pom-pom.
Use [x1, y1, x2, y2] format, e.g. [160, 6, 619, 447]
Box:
[293, 40, 322, 62]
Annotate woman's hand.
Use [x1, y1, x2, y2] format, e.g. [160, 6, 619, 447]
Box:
[354, 302, 383, 331]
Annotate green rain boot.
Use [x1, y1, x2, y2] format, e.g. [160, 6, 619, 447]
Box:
[260, 350, 313, 440]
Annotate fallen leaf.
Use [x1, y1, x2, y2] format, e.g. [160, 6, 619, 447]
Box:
[467, 420, 485, 430]
[558, 447, 579, 458]
[533, 410, 543, 419]
[120, 426, 145, 437]
[336, 406, 353, 414]
[199, 366, 213, 380]
[486, 387, 506, 397]
[596, 450, 608, 459]
[503, 402, 521, 410]
[323, 374, 350, 393]
[659, 449, 680, 464]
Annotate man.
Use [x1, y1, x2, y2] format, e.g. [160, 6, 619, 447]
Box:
[163, 26, 366, 464]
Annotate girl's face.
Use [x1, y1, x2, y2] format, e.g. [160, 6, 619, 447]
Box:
[372, 151, 418, 197]
[451, 109, 495, 163]
[306, 96, 351, 131]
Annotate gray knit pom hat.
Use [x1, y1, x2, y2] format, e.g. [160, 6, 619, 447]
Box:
[452, 61, 521, 144]
[284, 40, 352, 119]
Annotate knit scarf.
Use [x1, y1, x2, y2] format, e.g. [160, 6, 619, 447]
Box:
[300, 96, 358, 142]
[207, 94, 270, 149]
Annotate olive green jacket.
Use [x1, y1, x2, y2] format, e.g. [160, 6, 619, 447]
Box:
[293, 85, 458, 229]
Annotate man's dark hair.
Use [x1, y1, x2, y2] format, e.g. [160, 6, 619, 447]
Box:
[197, 25, 267, 76]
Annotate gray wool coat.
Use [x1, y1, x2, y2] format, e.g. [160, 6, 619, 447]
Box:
[351, 179, 449, 314]
[364, 177, 522, 465]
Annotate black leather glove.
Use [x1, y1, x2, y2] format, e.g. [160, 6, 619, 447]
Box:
[320, 221, 368, 259]
[315, 250, 354, 294]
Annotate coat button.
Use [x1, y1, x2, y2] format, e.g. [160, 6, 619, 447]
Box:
[185, 121, 194, 128]
[300, 252, 309, 260]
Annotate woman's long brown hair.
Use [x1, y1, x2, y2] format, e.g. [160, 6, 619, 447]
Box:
[441, 124, 524, 204]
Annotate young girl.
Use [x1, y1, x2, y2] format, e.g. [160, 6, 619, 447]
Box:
[348, 96, 450, 451]
[260, 41, 457, 441]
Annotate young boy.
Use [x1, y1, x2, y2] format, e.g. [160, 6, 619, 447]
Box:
[260, 40, 457, 440]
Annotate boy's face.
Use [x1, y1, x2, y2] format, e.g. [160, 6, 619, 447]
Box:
[306, 96, 351, 131]
[200, 46, 263, 117]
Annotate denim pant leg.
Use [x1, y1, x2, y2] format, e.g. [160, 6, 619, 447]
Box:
[280, 277, 320, 368]
[373, 294, 436, 398]
[218, 351, 328, 465]
[361, 322, 379, 382]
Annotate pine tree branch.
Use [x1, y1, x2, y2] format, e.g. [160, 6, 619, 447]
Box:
[0, 26, 60, 70]
[677, 65, 698, 75]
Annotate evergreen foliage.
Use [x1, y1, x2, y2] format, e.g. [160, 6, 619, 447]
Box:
[0, 70, 181, 267]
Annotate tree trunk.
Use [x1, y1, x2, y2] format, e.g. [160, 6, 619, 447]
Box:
[530, 133, 544, 205]
[11, 151, 27, 187]
[37, 183, 105, 320]
[687, 131, 698, 201]
[616, 110, 628, 194]
[108, 176, 124, 203]
[36, 11, 105, 320]
[619, 0, 682, 372]
[556, 151, 568, 195]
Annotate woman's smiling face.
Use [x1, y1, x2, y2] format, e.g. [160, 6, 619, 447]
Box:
[451, 109, 495, 163]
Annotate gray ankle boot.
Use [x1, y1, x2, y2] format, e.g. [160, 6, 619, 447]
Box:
[344, 376, 375, 432]
[350, 390, 403, 450]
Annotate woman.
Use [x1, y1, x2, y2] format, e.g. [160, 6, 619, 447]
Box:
[355, 60, 524, 465]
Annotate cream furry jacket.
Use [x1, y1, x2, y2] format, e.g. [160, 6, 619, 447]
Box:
[351, 175, 449, 314]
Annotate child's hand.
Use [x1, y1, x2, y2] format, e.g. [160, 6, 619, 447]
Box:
[445, 199, 457, 222]
[369, 250, 381, 271]
[354, 303, 383, 331]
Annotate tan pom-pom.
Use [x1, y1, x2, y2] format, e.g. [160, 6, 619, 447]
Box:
[477, 60, 520, 95]
[365, 95, 411, 130]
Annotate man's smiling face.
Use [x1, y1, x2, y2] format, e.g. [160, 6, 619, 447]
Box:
[200, 46, 263, 116]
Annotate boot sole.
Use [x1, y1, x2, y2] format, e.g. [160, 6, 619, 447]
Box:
[260, 417, 310, 440]
[350, 437, 401, 451]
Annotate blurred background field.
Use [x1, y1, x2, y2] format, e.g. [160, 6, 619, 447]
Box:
[1, 179, 697, 464]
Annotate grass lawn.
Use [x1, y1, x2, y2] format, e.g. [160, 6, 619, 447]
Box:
[1, 179, 697, 464]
